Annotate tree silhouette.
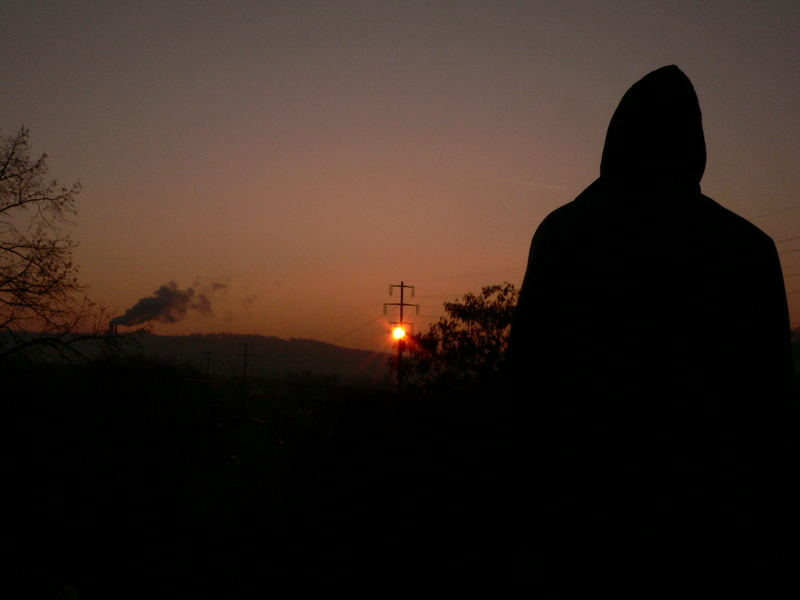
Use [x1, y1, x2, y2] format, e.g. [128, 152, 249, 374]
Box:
[0, 126, 100, 361]
[399, 282, 518, 389]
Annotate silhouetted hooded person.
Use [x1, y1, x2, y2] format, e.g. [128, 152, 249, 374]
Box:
[507, 66, 796, 593]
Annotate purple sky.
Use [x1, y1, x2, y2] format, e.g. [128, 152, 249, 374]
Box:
[3, 1, 799, 351]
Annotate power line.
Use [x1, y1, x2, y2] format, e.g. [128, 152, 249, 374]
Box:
[317, 301, 384, 341]
[752, 205, 800, 219]
[416, 293, 467, 299]
[333, 314, 386, 344]
[412, 268, 523, 283]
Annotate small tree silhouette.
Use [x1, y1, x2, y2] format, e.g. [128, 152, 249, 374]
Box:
[396, 282, 518, 390]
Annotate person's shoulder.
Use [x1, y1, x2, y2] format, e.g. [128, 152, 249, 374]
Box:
[698, 194, 775, 248]
[536, 179, 605, 231]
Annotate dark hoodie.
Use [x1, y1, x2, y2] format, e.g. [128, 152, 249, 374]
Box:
[601, 64, 706, 188]
[508, 66, 796, 592]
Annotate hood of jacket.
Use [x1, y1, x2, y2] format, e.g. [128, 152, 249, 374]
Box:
[600, 65, 706, 188]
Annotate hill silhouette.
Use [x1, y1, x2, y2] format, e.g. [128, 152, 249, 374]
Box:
[124, 332, 389, 382]
[0, 330, 389, 382]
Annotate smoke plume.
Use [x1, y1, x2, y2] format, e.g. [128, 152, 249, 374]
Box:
[112, 281, 215, 327]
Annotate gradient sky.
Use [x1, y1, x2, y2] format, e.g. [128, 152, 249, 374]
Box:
[3, 1, 799, 352]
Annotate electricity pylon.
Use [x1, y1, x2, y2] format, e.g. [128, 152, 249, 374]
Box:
[384, 281, 419, 390]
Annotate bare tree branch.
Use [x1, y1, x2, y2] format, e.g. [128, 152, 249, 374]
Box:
[0, 126, 105, 363]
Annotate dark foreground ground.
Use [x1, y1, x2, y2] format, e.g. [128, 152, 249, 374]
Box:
[4, 358, 532, 598]
[4, 357, 798, 598]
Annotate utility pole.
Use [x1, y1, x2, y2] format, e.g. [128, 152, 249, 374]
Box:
[384, 281, 419, 390]
[241, 343, 249, 384]
[203, 351, 212, 378]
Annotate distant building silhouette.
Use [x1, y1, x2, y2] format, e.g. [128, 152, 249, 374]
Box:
[508, 65, 796, 593]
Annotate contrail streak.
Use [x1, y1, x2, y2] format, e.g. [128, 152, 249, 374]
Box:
[469, 175, 569, 191]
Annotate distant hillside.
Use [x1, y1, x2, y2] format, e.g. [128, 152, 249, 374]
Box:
[122, 332, 390, 382]
[0, 331, 390, 382]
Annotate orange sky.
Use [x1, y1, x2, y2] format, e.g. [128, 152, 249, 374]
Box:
[3, 1, 799, 352]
